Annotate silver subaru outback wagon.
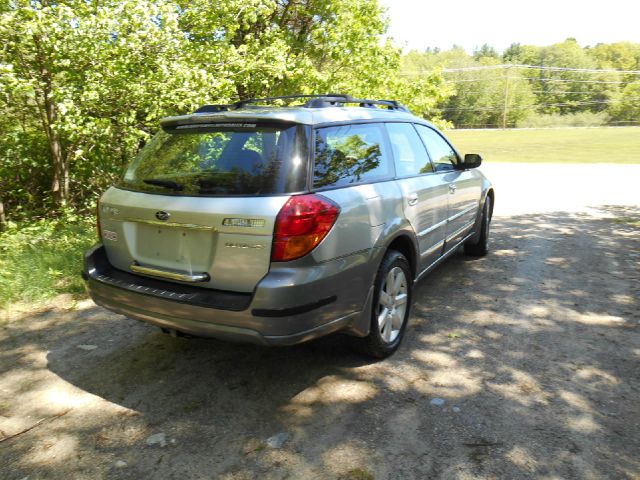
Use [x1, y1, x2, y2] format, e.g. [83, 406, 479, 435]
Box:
[83, 94, 494, 358]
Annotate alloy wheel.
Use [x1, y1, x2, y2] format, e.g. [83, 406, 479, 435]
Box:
[377, 266, 408, 343]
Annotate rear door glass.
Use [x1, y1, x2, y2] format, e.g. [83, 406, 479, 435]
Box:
[313, 123, 393, 188]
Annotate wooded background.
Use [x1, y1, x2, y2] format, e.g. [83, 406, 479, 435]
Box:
[1, 1, 639, 224]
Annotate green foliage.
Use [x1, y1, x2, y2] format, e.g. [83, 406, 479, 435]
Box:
[517, 111, 610, 128]
[529, 39, 618, 114]
[0, 0, 216, 217]
[610, 81, 640, 123]
[588, 42, 640, 71]
[402, 39, 640, 128]
[403, 50, 535, 128]
[0, 0, 449, 222]
[0, 210, 96, 307]
[473, 44, 499, 60]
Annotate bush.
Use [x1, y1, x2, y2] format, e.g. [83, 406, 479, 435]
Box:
[516, 111, 610, 128]
[0, 210, 96, 308]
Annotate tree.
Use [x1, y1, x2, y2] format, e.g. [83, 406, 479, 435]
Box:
[175, 0, 422, 101]
[402, 47, 534, 127]
[528, 39, 619, 114]
[0, 0, 217, 211]
[588, 42, 640, 71]
[610, 81, 640, 123]
[0, 0, 450, 220]
[473, 44, 499, 60]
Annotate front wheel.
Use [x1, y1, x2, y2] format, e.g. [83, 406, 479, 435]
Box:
[350, 250, 412, 359]
[464, 195, 492, 256]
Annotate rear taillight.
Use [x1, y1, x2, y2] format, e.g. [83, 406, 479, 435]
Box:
[271, 194, 340, 262]
[96, 199, 102, 239]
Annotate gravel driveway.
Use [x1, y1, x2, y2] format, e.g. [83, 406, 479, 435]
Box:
[1, 163, 639, 479]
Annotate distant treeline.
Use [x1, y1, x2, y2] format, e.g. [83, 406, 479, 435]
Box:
[402, 39, 640, 128]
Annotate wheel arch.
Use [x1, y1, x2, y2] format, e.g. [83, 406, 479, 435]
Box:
[486, 188, 495, 219]
[385, 232, 418, 280]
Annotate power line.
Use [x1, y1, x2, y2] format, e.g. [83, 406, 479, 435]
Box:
[442, 77, 634, 84]
[437, 64, 640, 74]
[439, 97, 640, 112]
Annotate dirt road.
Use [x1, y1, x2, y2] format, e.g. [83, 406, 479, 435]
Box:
[1, 163, 639, 479]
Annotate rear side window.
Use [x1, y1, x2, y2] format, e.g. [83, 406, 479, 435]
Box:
[415, 125, 458, 172]
[119, 123, 308, 196]
[313, 123, 392, 188]
[386, 123, 433, 176]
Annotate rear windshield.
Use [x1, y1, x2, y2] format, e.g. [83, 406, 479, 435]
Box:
[119, 123, 309, 196]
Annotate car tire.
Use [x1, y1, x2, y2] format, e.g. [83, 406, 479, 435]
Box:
[464, 195, 491, 257]
[350, 250, 413, 359]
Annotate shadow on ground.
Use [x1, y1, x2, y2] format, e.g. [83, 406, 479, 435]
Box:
[1, 205, 638, 479]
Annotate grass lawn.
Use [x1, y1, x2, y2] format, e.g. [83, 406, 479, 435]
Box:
[445, 126, 640, 163]
[0, 213, 96, 312]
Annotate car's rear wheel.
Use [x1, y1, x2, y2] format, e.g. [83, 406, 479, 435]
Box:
[350, 250, 412, 359]
[464, 195, 492, 256]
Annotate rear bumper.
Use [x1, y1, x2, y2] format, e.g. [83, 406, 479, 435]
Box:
[84, 244, 376, 345]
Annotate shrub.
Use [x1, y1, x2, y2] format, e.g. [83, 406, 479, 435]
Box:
[516, 111, 610, 128]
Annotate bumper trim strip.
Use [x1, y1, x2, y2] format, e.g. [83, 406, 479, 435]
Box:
[252, 295, 337, 317]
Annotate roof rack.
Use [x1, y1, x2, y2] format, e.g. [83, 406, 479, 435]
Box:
[194, 94, 411, 114]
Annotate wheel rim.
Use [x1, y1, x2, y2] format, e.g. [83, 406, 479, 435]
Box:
[377, 266, 408, 343]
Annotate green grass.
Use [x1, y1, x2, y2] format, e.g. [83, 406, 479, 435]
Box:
[0, 212, 96, 309]
[445, 126, 640, 164]
[338, 468, 374, 480]
[613, 217, 640, 228]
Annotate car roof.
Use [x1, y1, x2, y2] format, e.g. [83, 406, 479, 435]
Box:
[160, 106, 435, 129]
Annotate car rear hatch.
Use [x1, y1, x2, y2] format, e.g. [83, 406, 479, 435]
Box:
[98, 119, 309, 293]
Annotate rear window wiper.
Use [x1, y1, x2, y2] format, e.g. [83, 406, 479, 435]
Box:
[143, 178, 184, 191]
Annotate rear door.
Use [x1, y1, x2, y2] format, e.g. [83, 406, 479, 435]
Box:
[415, 125, 482, 250]
[386, 123, 448, 270]
[98, 122, 308, 293]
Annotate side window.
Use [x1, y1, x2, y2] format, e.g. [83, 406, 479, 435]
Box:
[313, 123, 392, 188]
[386, 123, 433, 176]
[415, 125, 458, 172]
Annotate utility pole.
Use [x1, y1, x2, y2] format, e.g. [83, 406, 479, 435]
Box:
[502, 65, 510, 129]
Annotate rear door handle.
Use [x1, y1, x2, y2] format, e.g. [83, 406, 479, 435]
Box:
[449, 184, 457, 194]
[407, 193, 419, 206]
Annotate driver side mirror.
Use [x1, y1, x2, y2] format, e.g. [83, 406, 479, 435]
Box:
[461, 153, 482, 169]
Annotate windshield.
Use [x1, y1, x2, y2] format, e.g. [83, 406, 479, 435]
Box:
[119, 123, 309, 196]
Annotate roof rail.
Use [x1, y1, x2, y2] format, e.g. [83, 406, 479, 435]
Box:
[193, 94, 411, 114]
[303, 94, 410, 112]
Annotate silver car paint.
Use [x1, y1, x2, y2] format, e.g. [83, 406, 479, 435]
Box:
[99, 188, 288, 292]
[87, 105, 493, 345]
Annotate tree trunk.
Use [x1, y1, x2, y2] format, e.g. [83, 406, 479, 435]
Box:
[43, 74, 67, 207]
[0, 196, 6, 230]
[48, 118, 67, 207]
[33, 33, 68, 207]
